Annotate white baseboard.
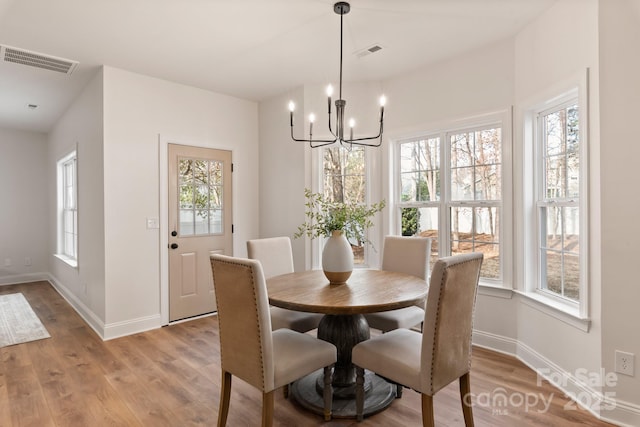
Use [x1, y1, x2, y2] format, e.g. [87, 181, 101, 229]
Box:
[473, 328, 640, 427]
[0, 272, 50, 285]
[46, 274, 163, 341]
[47, 274, 106, 339]
[103, 314, 162, 341]
[599, 397, 640, 427]
[472, 329, 518, 355]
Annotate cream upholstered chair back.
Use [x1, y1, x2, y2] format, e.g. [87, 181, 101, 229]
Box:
[247, 237, 295, 280]
[363, 236, 432, 335]
[381, 236, 431, 280]
[420, 252, 483, 395]
[210, 255, 275, 392]
[247, 237, 322, 333]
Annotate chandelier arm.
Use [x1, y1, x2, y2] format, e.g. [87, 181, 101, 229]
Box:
[288, 2, 385, 149]
[344, 138, 382, 147]
[343, 121, 384, 146]
[291, 123, 337, 146]
[310, 139, 339, 148]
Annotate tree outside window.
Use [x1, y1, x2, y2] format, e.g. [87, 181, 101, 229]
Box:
[538, 103, 580, 301]
[323, 146, 367, 263]
[398, 123, 504, 281]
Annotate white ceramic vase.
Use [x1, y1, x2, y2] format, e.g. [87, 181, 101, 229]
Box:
[322, 230, 354, 285]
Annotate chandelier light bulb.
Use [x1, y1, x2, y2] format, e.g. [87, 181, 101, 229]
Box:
[288, 2, 384, 148]
[326, 85, 334, 97]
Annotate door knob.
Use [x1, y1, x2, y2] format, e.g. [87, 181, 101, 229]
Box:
[170, 243, 179, 249]
[171, 231, 177, 236]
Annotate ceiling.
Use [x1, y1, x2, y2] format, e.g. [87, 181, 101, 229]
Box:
[0, 0, 555, 133]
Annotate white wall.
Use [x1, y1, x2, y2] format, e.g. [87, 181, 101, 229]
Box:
[47, 68, 106, 326]
[0, 127, 48, 283]
[102, 66, 259, 337]
[383, 39, 515, 133]
[257, 87, 308, 271]
[599, 0, 640, 423]
[513, 0, 603, 409]
[382, 39, 518, 342]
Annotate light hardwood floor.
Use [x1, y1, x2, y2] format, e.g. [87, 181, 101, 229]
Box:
[0, 281, 616, 426]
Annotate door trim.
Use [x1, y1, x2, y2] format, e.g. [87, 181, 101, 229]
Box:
[158, 134, 236, 326]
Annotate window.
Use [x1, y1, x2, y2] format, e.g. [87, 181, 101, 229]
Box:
[178, 158, 224, 236]
[399, 136, 441, 269]
[322, 145, 368, 264]
[520, 73, 590, 324]
[396, 113, 510, 284]
[536, 99, 581, 302]
[57, 150, 78, 266]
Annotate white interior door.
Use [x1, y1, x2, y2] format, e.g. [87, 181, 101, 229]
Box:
[168, 144, 232, 322]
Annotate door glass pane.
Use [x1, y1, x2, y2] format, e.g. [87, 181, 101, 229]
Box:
[177, 157, 225, 236]
[210, 184, 223, 209]
[179, 210, 194, 236]
[179, 186, 193, 208]
[209, 209, 223, 234]
[194, 210, 208, 234]
[194, 185, 209, 209]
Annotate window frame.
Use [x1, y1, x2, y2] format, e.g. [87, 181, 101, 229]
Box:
[56, 149, 78, 268]
[309, 144, 383, 270]
[530, 86, 589, 317]
[393, 110, 513, 289]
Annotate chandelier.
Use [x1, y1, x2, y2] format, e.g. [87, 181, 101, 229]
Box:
[288, 1, 386, 148]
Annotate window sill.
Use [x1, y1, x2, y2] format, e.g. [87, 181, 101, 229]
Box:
[478, 283, 513, 299]
[54, 254, 77, 269]
[516, 290, 590, 332]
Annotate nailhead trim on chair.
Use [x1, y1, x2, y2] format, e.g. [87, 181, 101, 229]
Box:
[212, 257, 267, 391]
[428, 256, 481, 396]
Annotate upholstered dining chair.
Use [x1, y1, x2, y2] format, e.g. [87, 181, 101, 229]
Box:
[210, 254, 337, 426]
[364, 236, 432, 333]
[247, 236, 323, 333]
[352, 252, 483, 426]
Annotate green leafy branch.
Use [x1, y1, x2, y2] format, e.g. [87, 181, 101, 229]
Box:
[294, 188, 386, 245]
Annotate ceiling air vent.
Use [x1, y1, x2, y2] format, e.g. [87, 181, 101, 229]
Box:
[0, 45, 78, 74]
[355, 44, 383, 59]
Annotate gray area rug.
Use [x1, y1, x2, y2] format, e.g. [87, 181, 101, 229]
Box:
[0, 293, 51, 348]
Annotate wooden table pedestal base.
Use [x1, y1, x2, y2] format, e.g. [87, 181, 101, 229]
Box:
[289, 313, 397, 419]
[290, 369, 396, 419]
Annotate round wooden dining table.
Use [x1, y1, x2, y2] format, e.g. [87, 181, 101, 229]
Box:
[266, 269, 428, 419]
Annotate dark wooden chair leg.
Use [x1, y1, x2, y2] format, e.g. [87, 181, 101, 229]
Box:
[218, 370, 232, 427]
[283, 384, 289, 399]
[459, 372, 475, 427]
